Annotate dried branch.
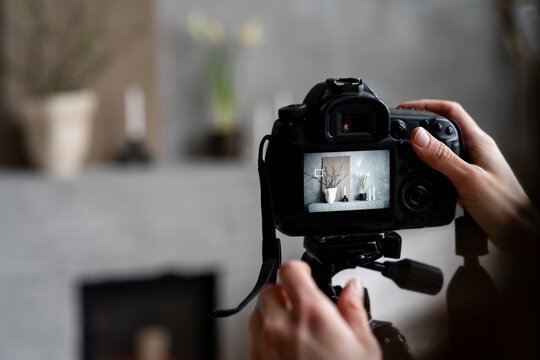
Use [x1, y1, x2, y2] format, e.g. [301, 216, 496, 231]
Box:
[304, 163, 346, 190]
[3, 0, 144, 95]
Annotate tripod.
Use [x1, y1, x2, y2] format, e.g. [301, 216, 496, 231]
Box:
[302, 232, 444, 360]
[446, 214, 501, 359]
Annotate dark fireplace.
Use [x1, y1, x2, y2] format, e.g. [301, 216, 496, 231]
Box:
[80, 273, 216, 360]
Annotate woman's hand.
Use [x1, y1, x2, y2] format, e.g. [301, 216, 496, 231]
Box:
[249, 260, 381, 360]
[398, 99, 539, 252]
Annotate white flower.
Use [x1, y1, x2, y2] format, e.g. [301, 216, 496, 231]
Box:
[205, 19, 224, 44]
[236, 20, 263, 47]
[187, 11, 208, 39]
[187, 11, 224, 44]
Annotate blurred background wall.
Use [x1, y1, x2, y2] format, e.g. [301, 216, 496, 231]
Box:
[0, 0, 160, 165]
[0, 0, 538, 359]
[158, 0, 539, 203]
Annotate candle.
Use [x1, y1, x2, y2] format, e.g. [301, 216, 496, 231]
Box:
[125, 85, 146, 142]
[344, 186, 347, 196]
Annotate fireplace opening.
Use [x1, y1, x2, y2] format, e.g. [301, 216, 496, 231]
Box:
[80, 273, 216, 360]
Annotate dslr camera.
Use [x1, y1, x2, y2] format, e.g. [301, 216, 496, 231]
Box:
[264, 78, 465, 236]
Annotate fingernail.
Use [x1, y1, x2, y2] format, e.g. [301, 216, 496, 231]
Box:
[413, 127, 430, 148]
[350, 279, 364, 297]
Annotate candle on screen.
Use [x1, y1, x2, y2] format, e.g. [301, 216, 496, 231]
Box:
[125, 85, 146, 142]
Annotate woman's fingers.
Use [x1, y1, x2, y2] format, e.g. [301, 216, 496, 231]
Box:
[337, 279, 372, 339]
[278, 260, 322, 309]
[410, 127, 479, 192]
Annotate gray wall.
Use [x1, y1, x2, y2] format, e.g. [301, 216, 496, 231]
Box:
[158, 0, 517, 162]
[1, 1, 532, 360]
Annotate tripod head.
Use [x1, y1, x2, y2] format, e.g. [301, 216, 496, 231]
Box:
[302, 232, 444, 303]
[302, 232, 442, 359]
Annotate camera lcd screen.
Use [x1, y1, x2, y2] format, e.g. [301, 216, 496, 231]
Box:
[304, 150, 390, 213]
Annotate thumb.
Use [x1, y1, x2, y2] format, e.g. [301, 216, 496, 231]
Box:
[337, 279, 371, 339]
[410, 127, 472, 190]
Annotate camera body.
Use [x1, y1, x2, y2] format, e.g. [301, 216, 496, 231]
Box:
[265, 78, 465, 236]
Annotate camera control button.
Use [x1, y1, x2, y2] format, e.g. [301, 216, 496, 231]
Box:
[391, 120, 407, 139]
[420, 120, 430, 128]
[433, 122, 443, 132]
[445, 126, 455, 135]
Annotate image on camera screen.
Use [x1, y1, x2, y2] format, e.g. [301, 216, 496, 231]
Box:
[304, 150, 390, 213]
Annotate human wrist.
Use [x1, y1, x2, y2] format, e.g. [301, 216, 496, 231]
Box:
[496, 201, 540, 254]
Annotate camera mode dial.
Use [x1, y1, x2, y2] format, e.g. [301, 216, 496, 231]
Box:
[400, 178, 434, 213]
[278, 104, 307, 123]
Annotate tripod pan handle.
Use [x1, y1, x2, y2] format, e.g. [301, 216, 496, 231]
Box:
[382, 259, 443, 295]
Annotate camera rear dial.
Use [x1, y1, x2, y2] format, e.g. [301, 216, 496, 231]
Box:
[400, 178, 435, 213]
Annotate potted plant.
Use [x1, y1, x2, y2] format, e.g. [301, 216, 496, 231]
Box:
[3, 0, 127, 177]
[358, 172, 370, 200]
[187, 11, 263, 157]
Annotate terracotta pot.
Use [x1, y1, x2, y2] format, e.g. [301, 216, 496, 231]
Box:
[20, 89, 98, 178]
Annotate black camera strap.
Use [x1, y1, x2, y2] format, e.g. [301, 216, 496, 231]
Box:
[210, 135, 281, 318]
